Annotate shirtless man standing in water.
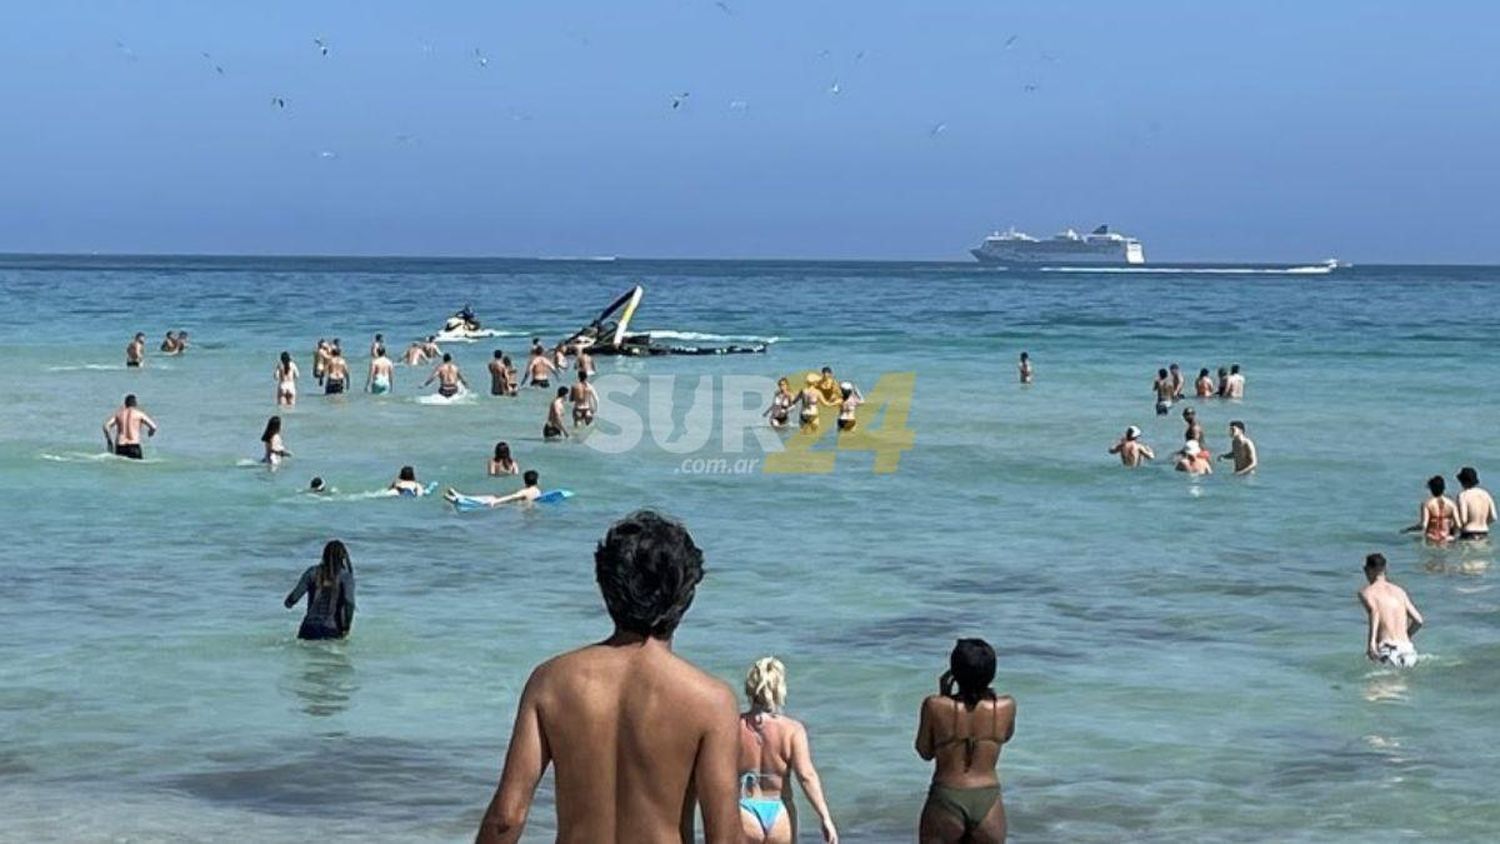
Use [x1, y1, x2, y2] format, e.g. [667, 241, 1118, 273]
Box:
[1152, 368, 1174, 416]
[1455, 467, 1496, 540]
[1359, 553, 1424, 668]
[423, 353, 468, 398]
[126, 333, 146, 368]
[474, 511, 739, 844]
[544, 387, 571, 440]
[323, 346, 350, 395]
[403, 341, 428, 367]
[1221, 421, 1258, 475]
[571, 371, 598, 426]
[1225, 364, 1246, 399]
[1108, 426, 1155, 467]
[525, 347, 557, 388]
[1182, 406, 1204, 446]
[103, 394, 158, 459]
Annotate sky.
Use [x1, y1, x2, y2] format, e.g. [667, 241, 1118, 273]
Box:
[0, 0, 1497, 262]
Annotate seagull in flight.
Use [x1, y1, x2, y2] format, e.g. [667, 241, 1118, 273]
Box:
[113, 40, 137, 62]
[200, 51, 225, 75]
[671, 92, 690, 109]
[318, 150, 337, 160]
[929, 122, 948, 137]
[271, 96, 287, 109]
[827, 80, 842, 95]
[714, 1, 735, 15]
[729, 99, 748, 112]
[314, 37, 330, 56]
[474, 48, 489, 68]
[1023, 84, 1038, 93]
[1003, 35, 1018, 49]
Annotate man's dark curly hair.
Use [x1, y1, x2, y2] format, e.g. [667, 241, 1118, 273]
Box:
[595, 510, 704, 639]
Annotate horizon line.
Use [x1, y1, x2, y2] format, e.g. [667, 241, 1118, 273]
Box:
[0, 250, 1493, 269]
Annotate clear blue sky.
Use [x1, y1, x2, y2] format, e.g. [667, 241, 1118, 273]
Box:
[1, 0, 1496, 262]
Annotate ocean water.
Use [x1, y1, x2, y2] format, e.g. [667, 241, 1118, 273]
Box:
[3, 256, 1500, 842]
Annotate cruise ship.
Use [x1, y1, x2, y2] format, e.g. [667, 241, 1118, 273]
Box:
[971, 225, 1146, 265]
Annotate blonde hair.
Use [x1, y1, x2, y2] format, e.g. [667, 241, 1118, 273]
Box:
[744, 656, 787, 712]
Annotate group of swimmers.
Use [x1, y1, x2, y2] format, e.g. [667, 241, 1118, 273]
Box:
[278, 511, 1020, 841]
[1096, 354, 1466, 671]
[1405, 467, 1497, 545]
[765, 366, 863, 433]
[1363, 468, 1498, 667]
[123, 330, 189, 367]
[455, 510, 1016, 844]
[1152, 362, 1245, 415]
[1109, 401, 1259, 476]
[287, 334, 603, 441]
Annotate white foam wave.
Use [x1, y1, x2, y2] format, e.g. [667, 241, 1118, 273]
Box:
[414, 389, 476, 405]
[641, 329, 781, 344]
[1039, 264, 1335, 276]
[46, 364, 125, 372]
[431, 330, 527, 343]
[39, 451, 159, 464]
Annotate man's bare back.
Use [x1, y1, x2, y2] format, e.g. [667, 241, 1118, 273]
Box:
[481, 638, 738, 843]
[1360, 581, 1419, 650]
[477, 511, 739, 844]
[1359, 554, 1423, 666]
[1108, 428, 1153, 467]
[109, 407, 151, 445]
[1457, 486, 1495, 536]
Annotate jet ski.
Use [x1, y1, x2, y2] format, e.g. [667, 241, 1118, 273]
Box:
[563, 285, 767, 357]
[434, 304, 501, 342]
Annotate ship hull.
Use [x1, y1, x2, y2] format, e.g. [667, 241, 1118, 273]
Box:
[971, 248, 1143, 265]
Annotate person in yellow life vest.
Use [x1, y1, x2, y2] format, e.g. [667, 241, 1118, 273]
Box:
[815, 366, 842, 406]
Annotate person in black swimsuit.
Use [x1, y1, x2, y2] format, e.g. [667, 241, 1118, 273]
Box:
[284, 540, 356, 640]
[915, 639, 1017, 844]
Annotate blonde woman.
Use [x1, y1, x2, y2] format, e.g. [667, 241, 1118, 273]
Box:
[737, 657, 838, 844]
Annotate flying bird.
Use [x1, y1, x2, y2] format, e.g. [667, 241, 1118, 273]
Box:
[671, 92, 690, 109]
[929, 122, 948, 137]
[474, 48, 489, 68]
[854, 50, 866, 61]
[200, 51, 225, 75]
[318, 150, 337, 159]
[1023, 84, 1038, 93]
[113, 40, 137, 62]
[827, 80, 842, 95]
[314, 37, 329, 56]
[271, 96, 287, 109]
[714, 1, 735, 15]
[1003, 35, 1018, 49]
[729, 99, 748, 112]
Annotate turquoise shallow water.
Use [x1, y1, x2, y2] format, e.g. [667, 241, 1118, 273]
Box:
[3, 257, 1500, 842]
